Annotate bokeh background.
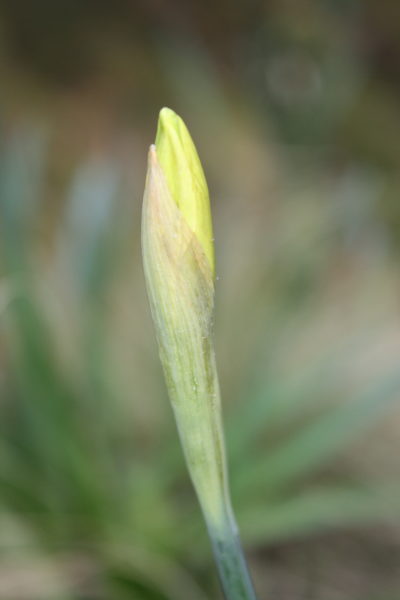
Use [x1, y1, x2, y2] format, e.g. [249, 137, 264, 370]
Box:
[0, 1, 400, 598]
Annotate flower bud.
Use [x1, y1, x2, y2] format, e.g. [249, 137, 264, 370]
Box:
[142, 110, 257, 600]
[141, 109, 227, 527]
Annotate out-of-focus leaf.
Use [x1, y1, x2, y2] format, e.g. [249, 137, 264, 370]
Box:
[227, 330, 380, 464]
[239, 484, 400, 544]
[233, 370, 400, 498]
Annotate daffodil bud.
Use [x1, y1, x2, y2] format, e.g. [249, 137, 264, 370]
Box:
[142, 108, 256, 600]
[142, 108, 226, 527]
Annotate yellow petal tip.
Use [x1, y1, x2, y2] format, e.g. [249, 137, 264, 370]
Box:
[154, 108, 215, 275]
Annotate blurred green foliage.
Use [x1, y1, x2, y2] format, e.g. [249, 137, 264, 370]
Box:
[0, 1, 400, 598]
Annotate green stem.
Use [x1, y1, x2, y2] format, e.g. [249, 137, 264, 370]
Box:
[208, 509, 257, 600]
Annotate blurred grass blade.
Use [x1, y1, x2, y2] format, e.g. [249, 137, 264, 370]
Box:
[59, 155, 121, 295]
[107, 544, 210, 600]
[234, 370, 400, 498]
[240, 484, 400, 544]
[0, 124, 46, 269]
[228, 331, 380, 463]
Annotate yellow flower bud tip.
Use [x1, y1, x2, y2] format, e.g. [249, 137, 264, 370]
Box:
[155, 107, 215, 275]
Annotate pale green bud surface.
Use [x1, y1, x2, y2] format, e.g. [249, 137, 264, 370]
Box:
[142, 109, 257, 600]
[142, 142, 225, 528]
